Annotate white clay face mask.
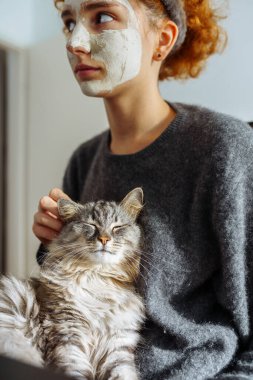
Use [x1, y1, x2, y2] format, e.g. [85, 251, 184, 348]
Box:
[63, 0, 142, 96]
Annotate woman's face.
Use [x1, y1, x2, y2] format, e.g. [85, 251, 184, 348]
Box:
[60, 0, 157, 97]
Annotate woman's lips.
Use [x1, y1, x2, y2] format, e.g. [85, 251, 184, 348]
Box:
[75, 64, 101, 79]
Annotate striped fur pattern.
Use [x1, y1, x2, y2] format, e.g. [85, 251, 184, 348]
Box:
[0, 188, 145, 379]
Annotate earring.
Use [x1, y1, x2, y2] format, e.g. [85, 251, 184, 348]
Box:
[156, 52, 162, 59]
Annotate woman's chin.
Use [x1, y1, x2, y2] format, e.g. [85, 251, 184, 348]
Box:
[78, 78, 134, 99]
[79, 81, 114, 98]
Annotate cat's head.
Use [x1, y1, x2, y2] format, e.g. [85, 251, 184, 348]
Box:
[46, 188, 144, 282]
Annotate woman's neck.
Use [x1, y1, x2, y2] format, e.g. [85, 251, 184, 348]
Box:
[103, 85, 176, 155]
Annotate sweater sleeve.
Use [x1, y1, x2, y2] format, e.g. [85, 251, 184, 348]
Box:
[210, 129, 253, 378]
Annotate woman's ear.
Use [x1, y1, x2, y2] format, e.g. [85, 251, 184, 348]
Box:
[153, 19, 179, 61]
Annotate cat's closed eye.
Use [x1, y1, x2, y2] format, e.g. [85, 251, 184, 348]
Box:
[73, 224, 83, 233]
[73, 223, 97, 234]
[83, 223, 97, 231]
[112, 224, 130, 233]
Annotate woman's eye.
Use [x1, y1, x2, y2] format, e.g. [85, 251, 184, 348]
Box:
[64, 19, 76, 32]
[95, 13, 114, 25]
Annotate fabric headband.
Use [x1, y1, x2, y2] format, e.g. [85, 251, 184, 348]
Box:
[160, 0, 187, 51]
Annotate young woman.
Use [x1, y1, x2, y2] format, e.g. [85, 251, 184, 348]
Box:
[33, 0, 253, 378]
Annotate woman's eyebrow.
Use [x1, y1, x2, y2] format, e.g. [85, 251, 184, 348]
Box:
[81, 1, 121, 11]
[60, 1, 121, 19]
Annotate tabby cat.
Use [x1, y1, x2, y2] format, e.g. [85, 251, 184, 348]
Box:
[0, 188, 145, 380]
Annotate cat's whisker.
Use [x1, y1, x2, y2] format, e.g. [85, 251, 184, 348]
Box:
[125, 258, 150, 286]
[49, 244, 93, 257]
[124, 251, 157, 272]
[134, 248, 192, 274]
[28, 264, 40, 278]
[122, 255, 149, 289]
[41, 261, 62, 274]
[107, 242, 156, 278]
[124, 252, 171, 286]
[68, 248, 88, 256]
[49, 243, 91, 254]
[69, 252, 87, 267]
[132, 251, 161, 270]
[53, 240, 94, 248]
[134, 266, 149, 289]
[44, 254, 79, 273]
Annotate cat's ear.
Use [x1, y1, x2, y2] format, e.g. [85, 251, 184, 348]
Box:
[120, 187, 144, 220]
[58, 199, 82, 222]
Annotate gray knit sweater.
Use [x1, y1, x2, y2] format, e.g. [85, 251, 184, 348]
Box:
[37, 102, 253, 379]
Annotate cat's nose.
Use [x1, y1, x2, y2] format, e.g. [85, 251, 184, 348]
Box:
[98, 236, 111, 246]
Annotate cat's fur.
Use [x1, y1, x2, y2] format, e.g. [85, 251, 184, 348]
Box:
[0, 188, 145, 380]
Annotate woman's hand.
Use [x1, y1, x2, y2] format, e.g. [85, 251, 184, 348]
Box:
[33, 188, 70, 246]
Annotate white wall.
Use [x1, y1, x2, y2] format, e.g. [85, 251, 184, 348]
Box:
[30, 0, 62, 45]
[0, 0, 34, 47]
[0, 0, 61, 47]
[6, 50, 29, 277]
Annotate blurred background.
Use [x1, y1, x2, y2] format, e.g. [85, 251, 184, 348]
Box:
[0, 0, 252, 277]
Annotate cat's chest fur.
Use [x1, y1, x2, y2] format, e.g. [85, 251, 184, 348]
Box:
[70, 275, 143, 331]
[37, 272, 144, 341]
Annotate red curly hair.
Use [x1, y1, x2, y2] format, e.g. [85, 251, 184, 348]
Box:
[140, 0, 227, 80]
[54, 0, 227, 80]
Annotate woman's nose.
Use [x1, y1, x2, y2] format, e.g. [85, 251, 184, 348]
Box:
[66, 22, 91, 56]
[66, 44, 90, 56]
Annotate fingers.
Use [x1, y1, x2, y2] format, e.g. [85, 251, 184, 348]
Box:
[49, 188, 70, 202]
[33, 210, 63, 245]
[32, 224, 58, 246]
[39, 195, 60, 219]
[34, 211, 63, 232]
[39, 188, 70, 218]
[33, 188, 71, 245]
